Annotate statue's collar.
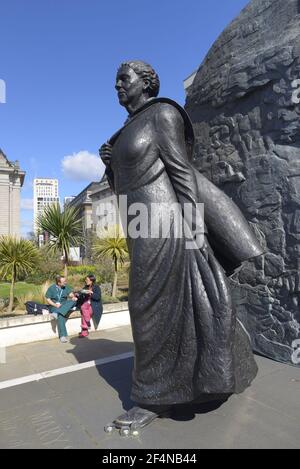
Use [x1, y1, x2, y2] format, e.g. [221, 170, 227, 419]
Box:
[126, 97, 156, 121]
[108, 97, 195, 160]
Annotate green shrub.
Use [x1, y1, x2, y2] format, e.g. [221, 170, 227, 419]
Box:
[67, 265, 95, 275]
[15, 281, 50, 310]
[25, 271, 55, 284]
[0, 282, 41, 298]
[102, 295, 120, 304]
[67, 274, 86, 291]
[25, 251, 116, 287]
[67, 261, 114, 284]
[15, 292, 35, 310]
[117, 293, 128, 302]
[0, 298, 9, 312]
[100, 282, 113, 296]
[25, 246, 63, 285]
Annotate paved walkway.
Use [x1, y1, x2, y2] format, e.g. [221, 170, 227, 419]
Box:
[0, 326, 299, 449]
[0, 325, 133, 381]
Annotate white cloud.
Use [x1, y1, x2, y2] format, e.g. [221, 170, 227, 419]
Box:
[21, 198, 33, 210]
[61, 150, 105, 181]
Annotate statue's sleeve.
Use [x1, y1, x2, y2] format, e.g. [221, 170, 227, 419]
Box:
[105, 166, 115, 192]
[155, 103, 205, 242]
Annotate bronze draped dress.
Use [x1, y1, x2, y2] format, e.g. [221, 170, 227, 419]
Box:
[105, 98, 262, 406]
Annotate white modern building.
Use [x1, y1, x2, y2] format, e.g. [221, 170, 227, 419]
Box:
[0, 149, 25, 237]
[33, 178, 59, 235]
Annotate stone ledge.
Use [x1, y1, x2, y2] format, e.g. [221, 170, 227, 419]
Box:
[0, 302, 128, 329]
[0, 302, 130, 347]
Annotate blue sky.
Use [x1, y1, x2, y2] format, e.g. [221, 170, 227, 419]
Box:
[0, 0, 249, 236]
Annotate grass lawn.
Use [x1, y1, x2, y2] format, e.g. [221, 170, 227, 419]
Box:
[0, 282, 41, 298]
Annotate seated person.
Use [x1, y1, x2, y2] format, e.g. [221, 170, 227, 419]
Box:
[75, 274, 103, 338]
[45, 275, 77, 343]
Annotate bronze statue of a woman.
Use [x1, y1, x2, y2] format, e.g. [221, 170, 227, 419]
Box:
[100, 60, 263, 436]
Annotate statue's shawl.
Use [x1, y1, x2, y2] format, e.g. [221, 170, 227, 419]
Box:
[108, 97, 264, 273]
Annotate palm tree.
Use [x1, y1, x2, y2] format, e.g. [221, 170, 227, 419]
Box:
[93, 225, 128, 297]
[37, 203, 83, 277]
[0, 236, 40, 313]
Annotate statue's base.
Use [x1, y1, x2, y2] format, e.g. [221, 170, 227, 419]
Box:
[104, 405, 171, 437]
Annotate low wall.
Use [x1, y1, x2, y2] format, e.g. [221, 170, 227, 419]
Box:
[0, 302, 130, 347]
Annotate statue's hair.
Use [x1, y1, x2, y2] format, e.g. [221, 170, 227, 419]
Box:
[118, 60, 160, 97]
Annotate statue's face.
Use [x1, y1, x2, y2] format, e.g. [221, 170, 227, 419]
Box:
[115, 65, 144, 107]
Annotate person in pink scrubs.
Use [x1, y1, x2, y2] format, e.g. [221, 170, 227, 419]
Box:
[77, 274, 102, 338]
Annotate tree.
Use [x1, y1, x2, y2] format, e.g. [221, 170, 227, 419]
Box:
[92, 225, 128, 297]
[0, 236, 40, 313]
[37, 203, 83, 277]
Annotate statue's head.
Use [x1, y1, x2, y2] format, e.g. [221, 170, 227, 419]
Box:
[115, 60, 160, 108]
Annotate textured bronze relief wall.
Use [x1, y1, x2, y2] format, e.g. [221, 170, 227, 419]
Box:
[186, 0, 300, 364]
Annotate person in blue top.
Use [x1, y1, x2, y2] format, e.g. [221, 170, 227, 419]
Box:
[45, 275, 77, 343]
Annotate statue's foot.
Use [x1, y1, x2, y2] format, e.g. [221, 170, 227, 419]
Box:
[104, 405, 171, 437]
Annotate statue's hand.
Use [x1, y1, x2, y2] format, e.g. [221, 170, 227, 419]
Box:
[99, 143, 112, 167]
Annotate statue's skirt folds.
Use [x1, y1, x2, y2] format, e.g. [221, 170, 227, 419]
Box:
[108, 99, 260, 406]
[126, 174, 258, 406]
